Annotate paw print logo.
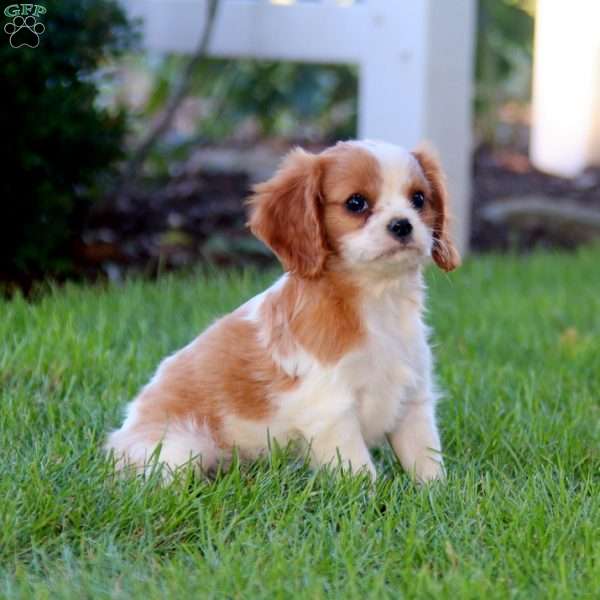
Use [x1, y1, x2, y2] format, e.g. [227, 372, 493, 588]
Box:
[4, 15, 45, 48]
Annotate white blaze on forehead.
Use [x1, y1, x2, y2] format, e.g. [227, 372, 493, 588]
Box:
[349, 140, 417, 198]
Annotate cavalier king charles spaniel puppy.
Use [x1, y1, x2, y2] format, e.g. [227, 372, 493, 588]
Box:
[106, 140, 460, 483]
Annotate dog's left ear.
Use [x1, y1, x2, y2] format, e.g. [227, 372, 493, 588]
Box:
[248, 148, 329, 278]
[412, 147, 461, 272]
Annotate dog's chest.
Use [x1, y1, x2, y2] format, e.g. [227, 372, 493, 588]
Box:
[344, 293, 429, 441]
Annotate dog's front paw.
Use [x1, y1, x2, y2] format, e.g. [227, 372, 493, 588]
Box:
[413, 457, 445, 485]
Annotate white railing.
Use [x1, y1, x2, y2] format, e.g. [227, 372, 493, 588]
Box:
[123, 0, 475, 253]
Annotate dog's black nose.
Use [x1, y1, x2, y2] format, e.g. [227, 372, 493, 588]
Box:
[387, 218, 413, 240]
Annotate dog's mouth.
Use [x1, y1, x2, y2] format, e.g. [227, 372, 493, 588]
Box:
[375, 243, 422, 261]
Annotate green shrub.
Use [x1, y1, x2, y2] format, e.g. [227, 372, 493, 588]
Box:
[475, 0, 535, 144]
[137, 56, 358, 152]
[0, 0, 136, 282]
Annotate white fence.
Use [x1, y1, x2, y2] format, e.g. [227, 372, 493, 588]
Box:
[123, 0, 476, 253]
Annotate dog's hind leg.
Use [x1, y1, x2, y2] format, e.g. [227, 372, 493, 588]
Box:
[106, 417, 221, 478]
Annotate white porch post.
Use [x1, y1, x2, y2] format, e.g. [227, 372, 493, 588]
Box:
[358, 0, 475, 256]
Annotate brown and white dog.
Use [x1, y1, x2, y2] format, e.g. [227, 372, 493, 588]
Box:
[106, 140, 460, 482]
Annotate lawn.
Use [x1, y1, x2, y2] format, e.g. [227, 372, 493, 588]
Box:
[1, 248, 599, 599]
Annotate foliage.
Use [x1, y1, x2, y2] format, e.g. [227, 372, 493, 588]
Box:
[134, 55, 357, 148]
[1, 248, 599, 597]
[203, 60, 356, 141]
[0, 0, 136, 281]
[475, 0, 535, 144]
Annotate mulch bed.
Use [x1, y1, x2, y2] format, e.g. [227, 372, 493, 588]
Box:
[471, 146, 600, 251]
[78, 170, 266, 282]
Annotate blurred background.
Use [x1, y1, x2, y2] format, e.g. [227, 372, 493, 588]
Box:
[2, 0, 599, 294]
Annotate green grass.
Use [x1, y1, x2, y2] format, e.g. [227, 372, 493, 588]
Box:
[1, 248, 599, 599]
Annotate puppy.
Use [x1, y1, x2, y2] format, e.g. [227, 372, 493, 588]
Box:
[106, 140, 460, 482]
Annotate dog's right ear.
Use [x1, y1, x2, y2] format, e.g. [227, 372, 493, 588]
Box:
[248, 148, 329, 278]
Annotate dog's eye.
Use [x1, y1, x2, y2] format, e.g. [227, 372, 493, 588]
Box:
[411, 191, 426, 210]
[345, 194, 368, 214]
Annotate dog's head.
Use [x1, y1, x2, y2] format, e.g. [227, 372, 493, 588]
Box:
[248, 140, 460, 279]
